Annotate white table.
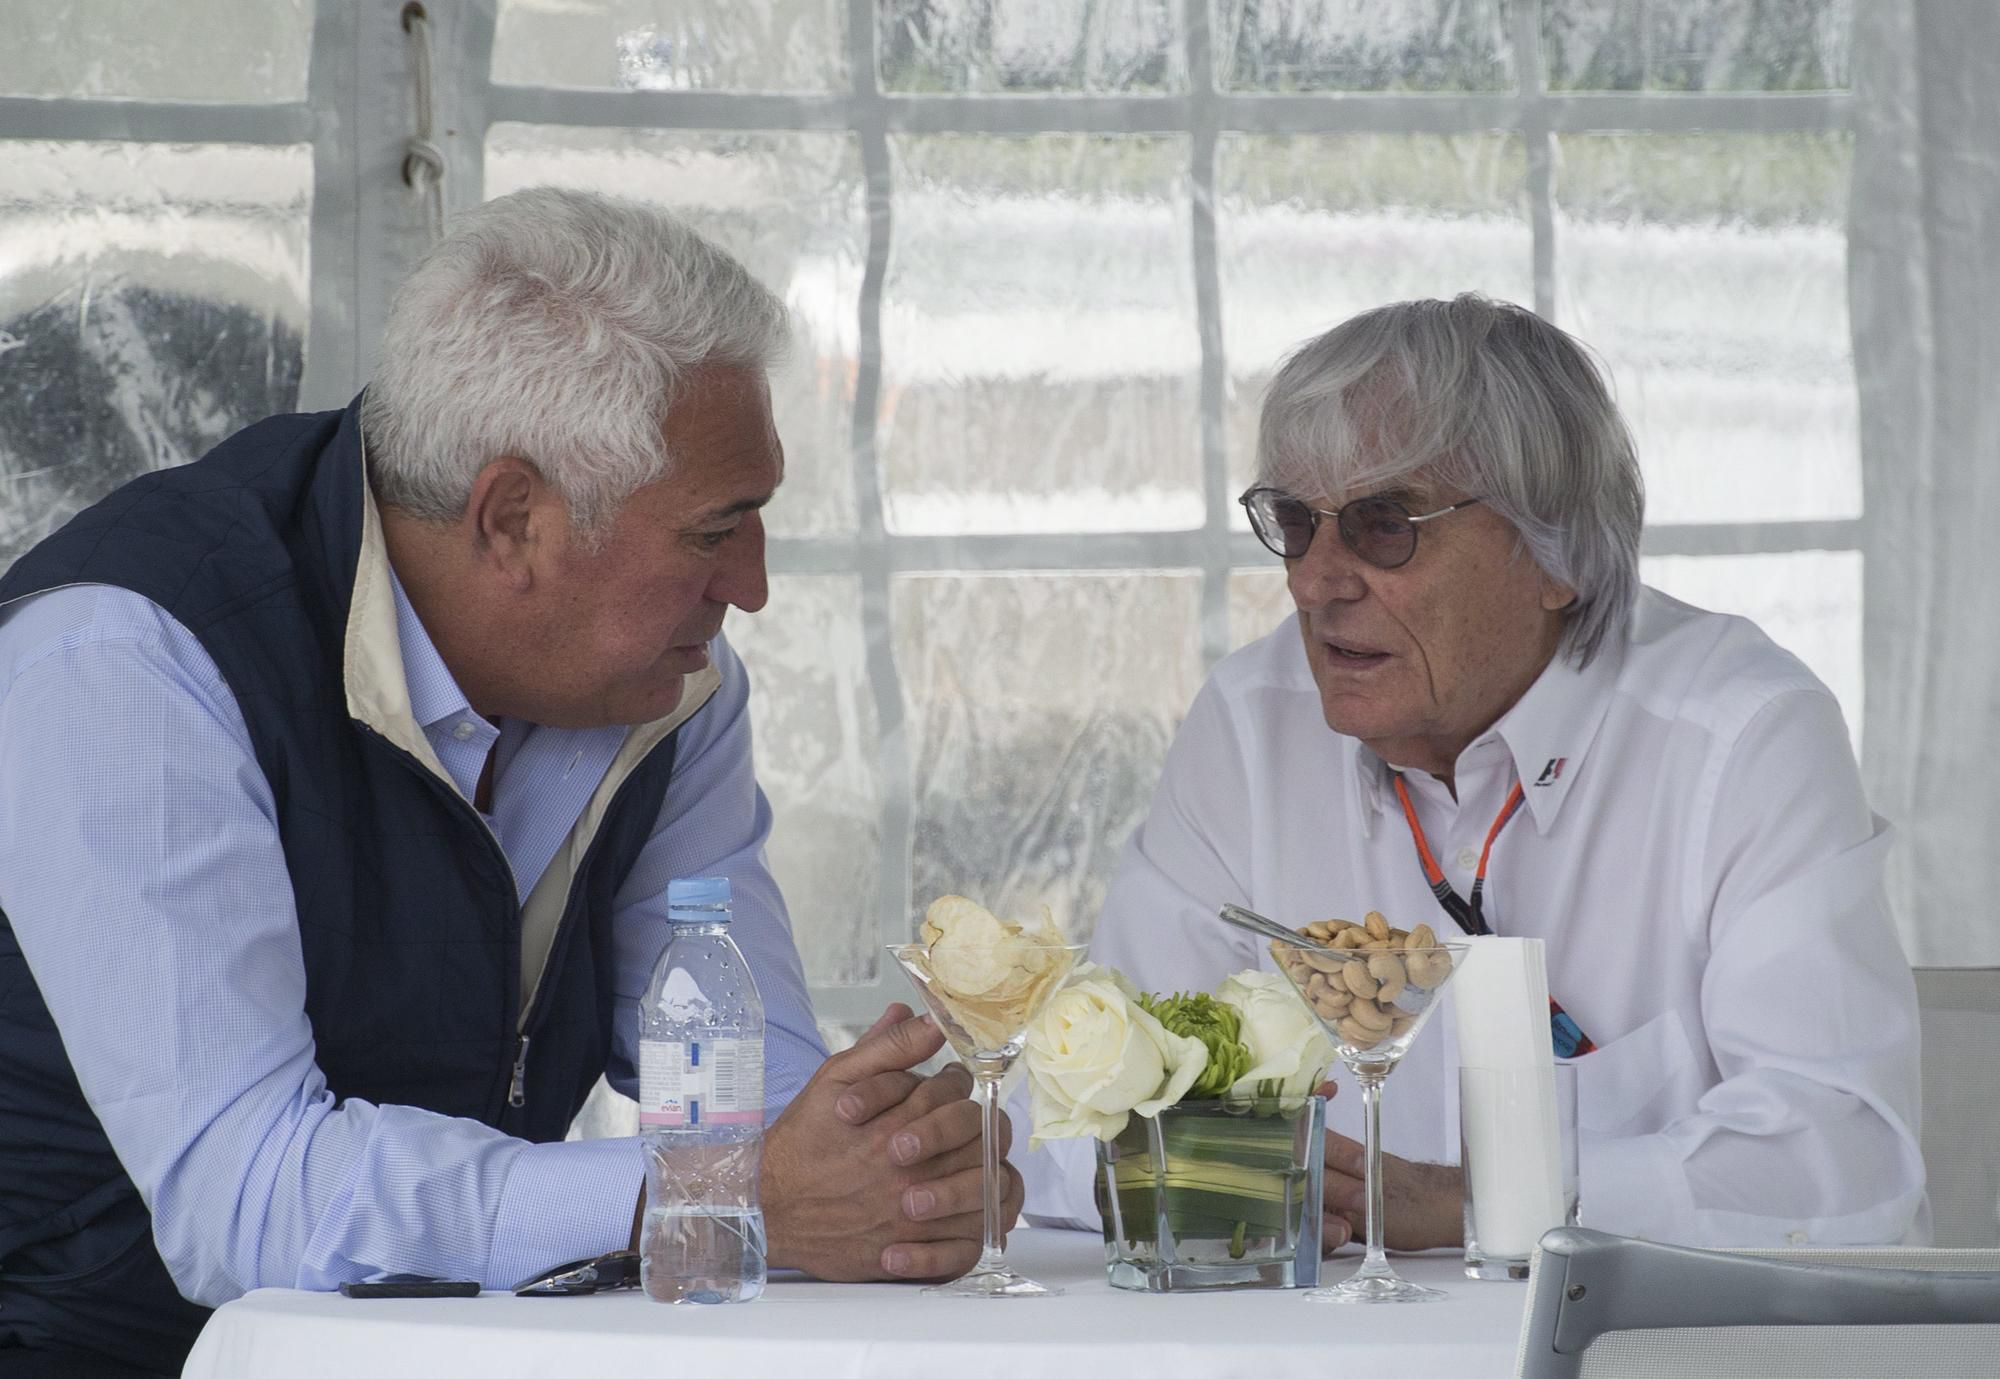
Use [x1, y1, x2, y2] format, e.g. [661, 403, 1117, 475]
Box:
[182, 1233, 1532, 1379]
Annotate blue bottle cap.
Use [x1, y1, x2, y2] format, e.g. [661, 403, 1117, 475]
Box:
[666, 875, 732, 922]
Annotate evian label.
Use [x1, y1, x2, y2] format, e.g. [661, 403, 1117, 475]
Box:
[639, 1038, 764, 1128]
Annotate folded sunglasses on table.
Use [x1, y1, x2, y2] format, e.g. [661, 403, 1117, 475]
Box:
[513, 1249, 641, 1296]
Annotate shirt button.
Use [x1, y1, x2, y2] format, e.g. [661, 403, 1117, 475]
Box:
[452, 721, 476, 741]
[1456, 847, 1479, 870]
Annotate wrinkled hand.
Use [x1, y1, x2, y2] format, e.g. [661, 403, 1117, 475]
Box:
[1316, 1081, 1461, 1252]
[1323, 1131, 1462, 1252]
[762, 1004, 1023, 1283]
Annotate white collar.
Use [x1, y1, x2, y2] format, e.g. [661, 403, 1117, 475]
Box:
[1340, 629, 1627, 836]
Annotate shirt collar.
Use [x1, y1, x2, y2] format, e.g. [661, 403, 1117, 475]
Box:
[387, 564, 485, 737]
[1340, 630, 1626, 836]
[1488, 632, 1623, 833]
[1342, 736, 1388, 839]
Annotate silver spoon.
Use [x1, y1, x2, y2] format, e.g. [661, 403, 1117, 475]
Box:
[1217, 902, 1336, 950]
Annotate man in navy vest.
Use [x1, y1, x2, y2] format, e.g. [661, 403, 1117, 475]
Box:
[0, 187, 1018, 1376]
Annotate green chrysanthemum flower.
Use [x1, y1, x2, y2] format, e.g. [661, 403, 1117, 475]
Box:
[1141, 991, 1252, 1099]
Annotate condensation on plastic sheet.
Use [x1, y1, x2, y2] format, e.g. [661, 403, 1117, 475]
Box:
[493, 0, 848, 93]
[893, 571, 1204, 943]
[724, 575, 885, 989]
[879, 0, 1186, 93]
[1215, 0, 1515, 92]
[0, 141, 311, 569]
[1216, 132, 1533, 507]
[879, 134, 1201, 535]
[1227, 567, 1292, 653]
[1555, 132, 1858, 526]
[1543, 0, 1853, 92]
[0, 0, 311, 102]
[485, 125, 867, 540]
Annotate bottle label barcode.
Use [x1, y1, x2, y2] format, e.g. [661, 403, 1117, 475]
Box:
[639, 1038, 764, 1128]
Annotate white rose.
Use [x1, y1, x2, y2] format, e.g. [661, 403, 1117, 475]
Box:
[1023, 964, 1209, 1145]
[1215, 969, 1337, 1100]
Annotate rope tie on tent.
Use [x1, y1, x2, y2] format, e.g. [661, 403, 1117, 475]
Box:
[400, 3, 446, 242]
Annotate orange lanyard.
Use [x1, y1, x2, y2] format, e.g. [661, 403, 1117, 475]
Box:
[1389, 772, 1597, 1057]
[1391, 773, 1525, 938]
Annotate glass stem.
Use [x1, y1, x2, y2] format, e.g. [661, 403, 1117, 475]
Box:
[1359, 1068, 1389, 1271]
[975, 1067, 1006, 1273]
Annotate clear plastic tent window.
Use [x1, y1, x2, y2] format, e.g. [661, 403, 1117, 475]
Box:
[8, 1, 1915, 1092]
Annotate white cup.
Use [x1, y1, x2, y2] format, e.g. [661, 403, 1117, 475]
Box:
[1460, 1062, 1579, 1280]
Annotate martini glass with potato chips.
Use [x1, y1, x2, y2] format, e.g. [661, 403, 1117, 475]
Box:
[888, 896, 1084, 1297]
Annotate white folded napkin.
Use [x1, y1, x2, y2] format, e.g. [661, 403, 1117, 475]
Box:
[1453, 935, 1552, 1071]
[1452, 937, 1567, 1257]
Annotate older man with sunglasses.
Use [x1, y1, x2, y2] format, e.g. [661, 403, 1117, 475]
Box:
[1022, 294, 1926, 1253]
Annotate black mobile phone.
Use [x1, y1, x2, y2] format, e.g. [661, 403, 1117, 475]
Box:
[339, 1278, 481, 1299]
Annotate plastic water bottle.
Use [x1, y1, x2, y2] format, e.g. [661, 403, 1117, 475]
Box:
[637, 876, 767, 1304]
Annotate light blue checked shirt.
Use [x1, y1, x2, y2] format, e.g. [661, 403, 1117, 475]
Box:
[0, 580, 825, 1305]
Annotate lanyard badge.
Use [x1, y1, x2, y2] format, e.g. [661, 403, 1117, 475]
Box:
[1390, 772, 1596, 1058]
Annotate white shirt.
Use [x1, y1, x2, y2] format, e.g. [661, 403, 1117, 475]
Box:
[1020, 587, 1927, 1248]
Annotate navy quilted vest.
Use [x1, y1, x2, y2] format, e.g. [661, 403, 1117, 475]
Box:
[0, 399, 680, 1370]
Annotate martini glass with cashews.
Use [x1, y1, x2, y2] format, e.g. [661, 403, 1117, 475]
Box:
[1268, 914, 1470, 1304]
[888, 896, 1085, 1298]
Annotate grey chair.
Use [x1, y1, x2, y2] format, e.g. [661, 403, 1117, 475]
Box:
[1515, 1228, 2000, 1378]
[1915, 966, 2000, 1247]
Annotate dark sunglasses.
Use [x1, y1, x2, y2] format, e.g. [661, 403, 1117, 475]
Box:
[513, 1248, 641, 1296]
[1238, 486, 1483, 570]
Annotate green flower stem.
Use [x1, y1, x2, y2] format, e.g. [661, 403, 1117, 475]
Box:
[1100, 1108, 1309, 1247]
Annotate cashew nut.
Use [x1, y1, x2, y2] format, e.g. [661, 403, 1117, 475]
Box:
[1308, 981, 1352, 1021]
[1340, 961, 1380, 1000]
[1368, 952, 1408, 1003]
[1404, 951, 1447, 989]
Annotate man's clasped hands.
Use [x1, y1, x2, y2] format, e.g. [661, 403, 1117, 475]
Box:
[760, 1004, 1022, 1282]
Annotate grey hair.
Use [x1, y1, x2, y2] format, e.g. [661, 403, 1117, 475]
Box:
[1256, 293, 1644, 666]
[362, 186, 789, 537]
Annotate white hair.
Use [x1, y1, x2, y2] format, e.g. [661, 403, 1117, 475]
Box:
[362, 186, 789, 536]
[1256, 294, 1645, 666]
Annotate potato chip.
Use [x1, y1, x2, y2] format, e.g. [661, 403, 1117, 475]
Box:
[916, 896, 1073, 1050]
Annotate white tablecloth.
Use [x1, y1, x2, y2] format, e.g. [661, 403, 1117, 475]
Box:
[182, 1233, 1530, 1379]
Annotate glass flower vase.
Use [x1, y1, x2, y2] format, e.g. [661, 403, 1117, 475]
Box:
[1094, 1096, 1325, 1292]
